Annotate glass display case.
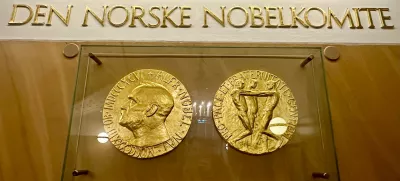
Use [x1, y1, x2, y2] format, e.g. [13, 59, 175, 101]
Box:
[61, 45, 338, 181]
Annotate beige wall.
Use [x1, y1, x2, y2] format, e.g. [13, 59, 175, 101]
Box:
[0, 42, 399, 181]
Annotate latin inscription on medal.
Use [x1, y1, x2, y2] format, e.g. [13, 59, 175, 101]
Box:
[103, 69, 192, 158]
[213, 70, 298, 154]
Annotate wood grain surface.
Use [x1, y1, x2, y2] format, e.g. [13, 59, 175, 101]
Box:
[324, 45, 400, 181]
[0, 42, 399, 181]
[0, 42, 77, 181]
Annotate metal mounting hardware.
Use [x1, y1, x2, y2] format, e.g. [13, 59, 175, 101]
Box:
[89, 53, 103, 65]
[312, 172, 330, 179]
[72, 170, 89, 177]
[63, 43, 79, 58]
[300, 55, 315, 67]
[324, 46, 340, 61]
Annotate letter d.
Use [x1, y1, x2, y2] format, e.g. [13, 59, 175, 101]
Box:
[9, 4, 34, 25]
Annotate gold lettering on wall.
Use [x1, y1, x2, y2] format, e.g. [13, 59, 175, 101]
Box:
[227, 6, 249, 28]
[249, 6, 264, 28]
[130, 6, 147, 27]
[108, 5, 129, 27]
[328, 8, 355, 29]
[352, 8, 363, 29]
[82, 5, 108, 26]
[305, 7, 327, 29]
[377, 8, 394, 29]
[148, 6, 161, 28]
[265, 7, 278, 28]
[360, 8, 376, 29]
[278, 7, 291, 28]
[8, 4, 33, 25]
[46, 5, 73, 26]
[161, 6, 178, 28]
[203, 6, 226, 28]
[6, 4, 396, 29]
[179, 6, 192, 28]
[290, 7, 309, 28]
[32, 4, 48, 25]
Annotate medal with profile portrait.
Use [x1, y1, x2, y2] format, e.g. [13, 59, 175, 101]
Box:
[102, 69, 192, 159]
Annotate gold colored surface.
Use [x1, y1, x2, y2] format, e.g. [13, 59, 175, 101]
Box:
[8, 4, 33, 25]
[148, 6, 161, 28]
[278, 7, 291, 27]
[327, 8, 355, 29]
[107, 5, 129, 27]
[304, 7, 327, 29]
[32, 4, 47, 26]
[203, 6, 226, 28]
[213, 70, 298, 154]
[377, 8, 395, 29]
[103, 69, 192, 158]
[46, 5, 73, 26]
[265, 7, 278, 27]
[179, 6, 192, 28]
[353, 8, 363, 28]
[130, 6, 148, 28]
[7, 5, 395, 29]
[82, 5, 108, 27]
[290, 7, 309, 28]
[249, 6, 263, 28]
[360, 8, 376, 28]
[227, 6, 249, 28]
[161, 6, 179, 27]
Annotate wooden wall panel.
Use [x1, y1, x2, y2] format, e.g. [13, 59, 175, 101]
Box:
[324, 45, 400, 181]
[0, 42, 399, 181]
[0, 42, 77, 181]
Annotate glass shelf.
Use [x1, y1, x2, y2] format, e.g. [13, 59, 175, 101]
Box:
[62, 45, 338, 181]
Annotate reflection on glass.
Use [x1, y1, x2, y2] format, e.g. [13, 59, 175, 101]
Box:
[199, 105, 203, 116]
[62, 45, 337, 181]
[97, 132, 109, 143]
[193, 100, 213, 118]
[201, 101, 205, 116]
[206, 101, 212, 117]
[296, 117, 315, 136]
[193, 102, 197, 115]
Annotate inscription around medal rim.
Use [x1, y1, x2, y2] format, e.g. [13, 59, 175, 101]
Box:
[103, 69, 192, 159]
[213, 70, 298, 155]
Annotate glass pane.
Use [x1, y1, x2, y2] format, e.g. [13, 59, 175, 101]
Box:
[62, 45, 338, 181]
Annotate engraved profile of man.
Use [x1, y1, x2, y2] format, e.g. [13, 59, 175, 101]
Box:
[119, 82, 174, 147]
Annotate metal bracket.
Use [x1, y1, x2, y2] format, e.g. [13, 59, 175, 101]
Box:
[72, 170, 89, 176]
[89, 53, 103, 65]
[300, 55, 315, 67]
[63, 43, 79, 58]
[324, 46, 340, 61]
[312, 172, 330, 179]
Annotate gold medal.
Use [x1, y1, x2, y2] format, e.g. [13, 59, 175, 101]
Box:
[213, 70, 298, 154]
[102, 69, 192, 158]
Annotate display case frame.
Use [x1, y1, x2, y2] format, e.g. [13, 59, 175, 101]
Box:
[61, 45, 338, 181]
